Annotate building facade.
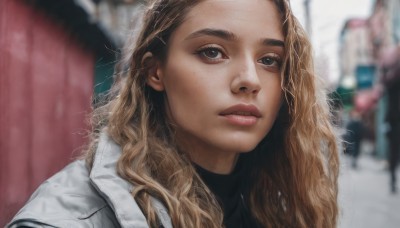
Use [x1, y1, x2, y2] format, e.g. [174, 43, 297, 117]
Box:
[0, 0, 144, 225]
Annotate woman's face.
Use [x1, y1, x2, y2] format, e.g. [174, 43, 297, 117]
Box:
[148, 0, 284, 171]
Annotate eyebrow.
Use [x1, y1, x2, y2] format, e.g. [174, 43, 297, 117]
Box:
[262, 39, 285, 47]
[184, 28, 285, 47]
[185, 28, 238, 41]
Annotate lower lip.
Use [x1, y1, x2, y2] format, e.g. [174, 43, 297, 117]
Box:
[221, 114, 258, 126]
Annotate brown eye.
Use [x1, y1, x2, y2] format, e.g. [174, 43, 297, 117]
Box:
[200, 48, 222, 59]
[258, 54, 281, 69]
[261, 57, 275, 65]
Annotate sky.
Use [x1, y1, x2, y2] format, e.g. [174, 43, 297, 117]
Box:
[290, 0, 375, 87]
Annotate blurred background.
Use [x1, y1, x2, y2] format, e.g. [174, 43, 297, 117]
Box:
[292, 0, 400, 227]
[0, 0, 399, 227]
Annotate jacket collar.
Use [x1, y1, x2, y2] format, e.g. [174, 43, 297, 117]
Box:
[89, 132, 172, 228]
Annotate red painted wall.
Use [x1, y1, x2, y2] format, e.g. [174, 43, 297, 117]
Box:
[0, 0, 95, 226]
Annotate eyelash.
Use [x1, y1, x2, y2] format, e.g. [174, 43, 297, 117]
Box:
[195, 46, 282, 69]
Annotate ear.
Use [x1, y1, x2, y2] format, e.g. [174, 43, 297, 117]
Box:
[142, 52, 164, 91]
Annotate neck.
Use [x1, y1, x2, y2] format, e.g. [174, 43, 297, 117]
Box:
[176, 134, 240, 174]
[191, 151, 239, 174]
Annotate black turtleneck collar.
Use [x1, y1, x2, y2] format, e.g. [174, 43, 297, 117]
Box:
[194, 155, 261, 228]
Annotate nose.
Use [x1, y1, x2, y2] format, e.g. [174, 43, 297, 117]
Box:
[231, 58, 261, 95]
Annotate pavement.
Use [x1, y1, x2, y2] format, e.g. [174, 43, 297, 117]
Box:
[338, 154, 400, 228]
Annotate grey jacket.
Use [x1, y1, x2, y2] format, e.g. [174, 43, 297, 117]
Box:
[7, 133, 173, 228]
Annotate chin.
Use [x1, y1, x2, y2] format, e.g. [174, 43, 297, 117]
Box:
[237, 145, 259, 153]
[221, 134, 265, 153]
[221, 140, 260, 154]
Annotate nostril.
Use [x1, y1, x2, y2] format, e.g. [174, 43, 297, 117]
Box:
[239, 87, 247, 92]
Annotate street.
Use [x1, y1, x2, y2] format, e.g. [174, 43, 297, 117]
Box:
[338, 153, 400, 228]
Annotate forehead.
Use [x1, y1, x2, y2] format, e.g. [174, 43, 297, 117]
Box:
[176, 0, 284, 42]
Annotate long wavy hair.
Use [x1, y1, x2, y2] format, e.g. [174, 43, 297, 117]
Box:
[85, 0, 340, 227]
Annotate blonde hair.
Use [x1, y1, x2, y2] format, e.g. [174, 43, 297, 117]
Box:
[85, 0, 339, 227]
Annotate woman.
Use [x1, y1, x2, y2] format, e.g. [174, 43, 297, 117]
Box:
[8, 0, 340, 227]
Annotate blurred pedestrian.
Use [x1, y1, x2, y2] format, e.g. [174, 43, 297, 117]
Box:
[382, 49, 400, 194]
[385, 77, 400, 193]
[7, 0, 340, 227]
[344, 109, 365, 168]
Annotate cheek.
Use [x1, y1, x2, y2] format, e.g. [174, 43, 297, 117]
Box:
[162, 63, 205, 121]
[259, 79, 283, 128]
[262, 77, 283, 104]
[164, 68, 198, 103]
[162, 56, 227, 109]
